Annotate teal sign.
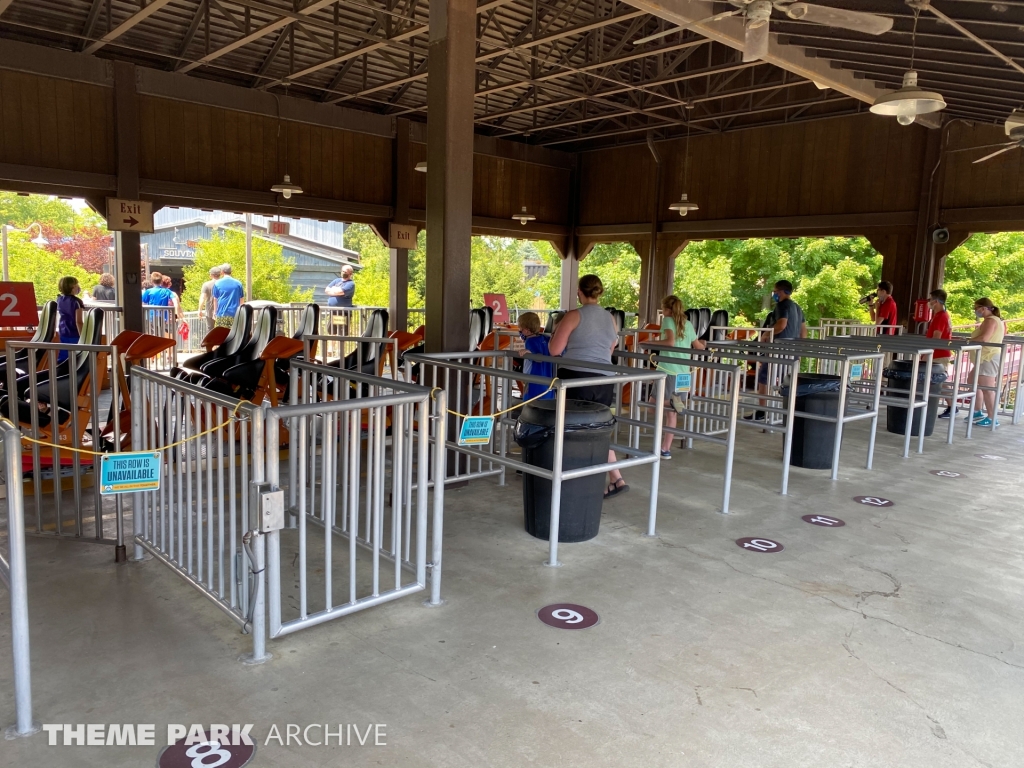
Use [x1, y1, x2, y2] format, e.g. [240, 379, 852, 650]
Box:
[850, 363, 863, 382]
[674, 372, 692, 394]
[100, 451, 162, 495]
[458, 416, 494, 446]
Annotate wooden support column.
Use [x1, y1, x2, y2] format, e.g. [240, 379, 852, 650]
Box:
[639, 135, 662, 323]
[425, 0, 475, 353]
[113, 62, 143, 332]
[869, 231, 917, 328]
[390, 118, 411, 333]
[638, 237, 687, 324]
[560, 154, 581, 309]
[908, 127, 945, 311]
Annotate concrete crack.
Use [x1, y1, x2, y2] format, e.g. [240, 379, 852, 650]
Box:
[710, 557, 1024, 672]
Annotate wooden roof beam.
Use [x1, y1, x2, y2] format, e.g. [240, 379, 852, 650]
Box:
[627, 0, 941, 128]
[83, 0, 178, 55]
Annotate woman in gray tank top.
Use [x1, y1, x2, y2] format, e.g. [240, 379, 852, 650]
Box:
[548, 274, 628, 498]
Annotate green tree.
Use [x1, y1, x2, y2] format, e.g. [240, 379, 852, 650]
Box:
[791, 259, 873, 326]
[579, 242, 642, 312]
[6, 232, 99, 302]
[0, 191, 79, 235]
[180, 230, 311, 311]
[674, 251, 733, 311]
[944, 232, 1024, 328]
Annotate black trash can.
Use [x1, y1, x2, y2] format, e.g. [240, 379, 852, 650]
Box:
[784, 373, 842, 470]
[514, 399, 615, 543]
[885, 361, 948, 437]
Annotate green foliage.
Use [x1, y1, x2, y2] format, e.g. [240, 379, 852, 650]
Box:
[180, 230, 311, 311]
[580, 242, 642, 312]
[344, 223, 561, 311]
[943, 233, 1024, 327]
[0, 192, 80, 235]
[673, 236, 881, 326]
[6, 232, 99, 302]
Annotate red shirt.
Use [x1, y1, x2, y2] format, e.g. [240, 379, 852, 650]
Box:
[875, 296, 898, 334]
[926, 308, 953, 359]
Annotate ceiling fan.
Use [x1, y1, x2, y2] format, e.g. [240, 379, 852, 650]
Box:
[633, 1, 894, 62]
[950, 111, 1024, 165]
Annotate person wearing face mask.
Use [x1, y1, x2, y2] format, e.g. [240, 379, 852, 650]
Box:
[869, 281, 899, 335]
[516, 311, 554, 401]
[746, 280, 807, 421]
[967, 297, 1005, 427]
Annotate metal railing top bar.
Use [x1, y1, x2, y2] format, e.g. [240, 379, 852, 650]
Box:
[131, 366, 253, 412]
[697, 341, 885, 364]
[290, 357, 430, 394]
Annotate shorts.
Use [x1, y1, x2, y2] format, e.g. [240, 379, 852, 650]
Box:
[557, 366, 614, 407]
[663, 372, 690, 399]
[978, 359, 1000, 378]
[756, 361, 773, 386]
[214, 316, 234, 328]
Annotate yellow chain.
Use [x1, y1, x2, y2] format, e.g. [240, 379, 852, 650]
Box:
[1, 400, 246, 458]
[432, 379, 560, 420]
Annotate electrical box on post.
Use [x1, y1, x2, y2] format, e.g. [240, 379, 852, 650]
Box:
[258, 485, 285, 532]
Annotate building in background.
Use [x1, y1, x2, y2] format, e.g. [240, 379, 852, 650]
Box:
[141, 208, 359, 303]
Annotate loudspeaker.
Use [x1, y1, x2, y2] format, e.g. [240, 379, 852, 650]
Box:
[932, 227, 950, 245]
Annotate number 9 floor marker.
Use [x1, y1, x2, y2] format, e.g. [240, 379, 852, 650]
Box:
[537, 603, 600, 630]
[735, 537, 784, 553]
[158, 732, 255, 768]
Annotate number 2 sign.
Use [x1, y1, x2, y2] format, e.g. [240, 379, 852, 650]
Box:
[0, 282, 38, 327]
[484, 293, 509, 324]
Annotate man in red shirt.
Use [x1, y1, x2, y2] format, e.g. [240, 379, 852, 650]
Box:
[926, 288, 955, 418]
[870, 281, 899, 334]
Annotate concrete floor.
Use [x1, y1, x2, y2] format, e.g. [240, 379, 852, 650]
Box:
[2, 416, 1023, 767]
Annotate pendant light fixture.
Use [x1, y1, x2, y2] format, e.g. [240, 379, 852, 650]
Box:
[414, 161, 427, 172]
[669, 103, 699, 217]
[870, 7, 945, 126]
[512, 206, 536, 225]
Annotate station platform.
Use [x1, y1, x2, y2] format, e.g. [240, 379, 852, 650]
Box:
[1, 415, 1021, 767]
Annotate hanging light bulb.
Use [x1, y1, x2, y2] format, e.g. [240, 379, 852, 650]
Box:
[512, 206, 536, 225]
[871, 10, 944, 125]
[414, 161, 427, 172]
[271, 173, 303, 199]
[669, 192, 699, 217]
[31, 231, 48, 247]
[871, 71, 945, 123]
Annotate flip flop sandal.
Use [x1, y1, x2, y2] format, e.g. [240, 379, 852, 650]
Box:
[604, 481, 629, 499]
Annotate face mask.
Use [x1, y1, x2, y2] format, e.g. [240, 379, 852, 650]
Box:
[975, 309, 984, 318]
[771, 292, 779, 302]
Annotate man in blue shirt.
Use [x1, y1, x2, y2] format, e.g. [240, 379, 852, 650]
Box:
[325, 265, 355, 308]
[212, 263, 245, 327]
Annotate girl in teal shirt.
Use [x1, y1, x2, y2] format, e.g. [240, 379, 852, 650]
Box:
[650, 296, 704, 459]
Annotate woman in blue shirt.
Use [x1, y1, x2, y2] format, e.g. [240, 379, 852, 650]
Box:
[56, 276, 84, 363]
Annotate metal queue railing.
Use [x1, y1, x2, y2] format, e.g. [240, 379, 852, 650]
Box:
[819, 320, 904, 338]
[263, 361, 445, 639]
[789, 337, 936, 457]
[613, 348, 742, 514]
[814, 334, 983, 443]
[801, 334, 983, 443]
[5, 339, 126, 552]
[714, 336, 931, 458]
[701, 340, 886, 485]
[0, 419, 36, 738]
[405, 350, 665, 566]
[130, 368, 270, 663]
